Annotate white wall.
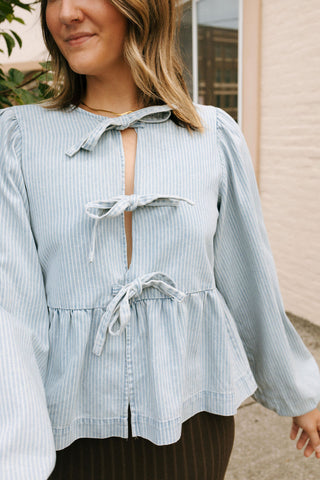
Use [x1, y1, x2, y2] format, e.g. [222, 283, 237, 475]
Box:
[0, 4, 47, 65]
[259, 0, 320, 325]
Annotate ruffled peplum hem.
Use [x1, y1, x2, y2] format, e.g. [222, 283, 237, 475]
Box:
[45, 287, 257, 450]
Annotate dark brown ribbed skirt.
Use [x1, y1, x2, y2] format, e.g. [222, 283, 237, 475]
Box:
[49, 409, 235, 480]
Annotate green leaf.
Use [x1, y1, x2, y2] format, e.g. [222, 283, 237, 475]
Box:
[39, 61, 52, 70]
[17, 88, 36, 104]
[8, 67, 24, 84]
[10, 1, 32, 13]
[0, 5, 14, 18]
[0, 79, 17, 90]
[1, 32, 15, 56]
[12, 16, 25, 24]
[0, 1, 31, 24]
[10, 29, 22, 48]
[0, 96, 14, 107]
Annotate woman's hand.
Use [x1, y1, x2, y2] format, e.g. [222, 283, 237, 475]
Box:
[290, 408, 320, 458]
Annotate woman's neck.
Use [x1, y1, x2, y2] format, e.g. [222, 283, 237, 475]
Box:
[82, 64, 141, 116]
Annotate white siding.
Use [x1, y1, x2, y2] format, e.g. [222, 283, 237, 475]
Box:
[259, 0, 320, 325]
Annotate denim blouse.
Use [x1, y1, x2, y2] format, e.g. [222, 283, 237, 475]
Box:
[1, 103, 319, 479]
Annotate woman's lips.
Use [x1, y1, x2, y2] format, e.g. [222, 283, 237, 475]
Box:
[66, 34, 95, 47]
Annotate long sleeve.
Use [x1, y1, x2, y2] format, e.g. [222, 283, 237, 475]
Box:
[213, 107, 320, 416]
[0, 108, 56, 479]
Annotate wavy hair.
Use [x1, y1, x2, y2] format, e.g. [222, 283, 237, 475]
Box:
[40, 0, 203, 131]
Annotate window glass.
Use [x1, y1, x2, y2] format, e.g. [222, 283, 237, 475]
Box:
[197, 0, 239, 121]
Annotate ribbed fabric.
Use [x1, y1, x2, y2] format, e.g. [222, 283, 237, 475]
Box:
[1, 103, 320, 479]
[48, 410, 235, 480]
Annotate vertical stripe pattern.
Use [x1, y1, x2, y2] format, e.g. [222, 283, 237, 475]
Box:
[48, 411, 235, 480]
[1, 103, 320, 478]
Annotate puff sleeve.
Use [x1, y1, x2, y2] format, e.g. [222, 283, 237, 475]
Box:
[213, 107, 320, 416]
[0, 108, 56, 479]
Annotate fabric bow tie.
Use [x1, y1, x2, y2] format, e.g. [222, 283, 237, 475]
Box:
[66, 105, 172, 157]
[93, 272, 186, 356]
[85, 193, 195, 263]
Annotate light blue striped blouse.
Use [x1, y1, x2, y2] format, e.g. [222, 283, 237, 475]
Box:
[1, 103, 320, 479]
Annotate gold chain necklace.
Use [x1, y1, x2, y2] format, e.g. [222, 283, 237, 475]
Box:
[80, 101, 137, 116]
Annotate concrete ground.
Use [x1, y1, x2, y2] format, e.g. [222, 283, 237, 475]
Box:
[225, 314, 320, 480]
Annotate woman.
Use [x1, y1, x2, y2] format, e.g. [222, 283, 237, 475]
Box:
[0, 0, 320, 479]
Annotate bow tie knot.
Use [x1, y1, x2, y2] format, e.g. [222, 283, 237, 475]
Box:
[131, 277, 143, 297]
[92, 272, 186, 356]
[65, 105, 173, 157]
[85, 193, 195, 263]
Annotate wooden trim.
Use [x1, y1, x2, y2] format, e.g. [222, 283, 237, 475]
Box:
[241, 0, 262, 187]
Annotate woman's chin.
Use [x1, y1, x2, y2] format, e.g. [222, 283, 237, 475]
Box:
[63, 55, 99, 76]
[67, 61, 111, 78]
[67, 62, 92, 76]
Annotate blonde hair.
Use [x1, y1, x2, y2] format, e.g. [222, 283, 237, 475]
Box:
[40, 0, 203, 131]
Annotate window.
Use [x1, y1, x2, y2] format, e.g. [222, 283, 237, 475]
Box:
[179, 0, 240, 122]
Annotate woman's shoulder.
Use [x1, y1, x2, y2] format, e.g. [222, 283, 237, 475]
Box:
[1, 103, 83, 125]
[0, 104, 55, 133]
[0, 106, 23, 144]
[193, 102, 237, 126]
[193, 104, 253, 179]
[0, 104, 20, 125]
[0, 104, 88, 145]
[193, 102, 217, 126]
[1, 103, 46, 117]
[1, 103, 67, 122]
[193, 103, 243, 143]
